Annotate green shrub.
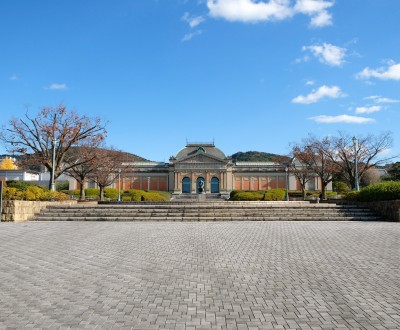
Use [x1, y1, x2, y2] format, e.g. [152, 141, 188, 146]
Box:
[356, 181, 400, 202]
[104, 188, 118, 200]
[288, 191, 304, 198]
[2, 187, 22, 200]
[23, 186, 45, 201]
[333, 181, 350, 194]
[122, 189, 144, 201]
[326, 191, 338, 198]
[151, 190, 171, 200]
[41, 190, 69, 201]
[6, 180, 37, 191]
[263, 188, 286, 201]
[2, 184, 69, 201]
[344, 191, 359, 201]
[142, 192, 168, 202]
[62, 189, 80, 197]
[56, 180, 70, 191]
[230, 190, 264, 201]
[84, 188, 100, 198]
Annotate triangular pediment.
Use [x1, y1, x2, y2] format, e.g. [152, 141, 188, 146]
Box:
[175, 153, 227, 164]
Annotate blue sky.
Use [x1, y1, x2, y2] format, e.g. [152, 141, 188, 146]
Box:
[1, 0, 399, 161]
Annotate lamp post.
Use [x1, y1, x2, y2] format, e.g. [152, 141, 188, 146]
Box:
[352, 136, 360, 191]
[117, 169, 121, 202]
[285, 164, 289, 201]
[50, 137, 57, 191]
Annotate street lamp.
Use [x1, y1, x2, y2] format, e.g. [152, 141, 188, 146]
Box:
[285, 164, 289, 201]
[50, 137, 57, 192]
[352, 136, 360, 191]
[117, 169, 121, 202]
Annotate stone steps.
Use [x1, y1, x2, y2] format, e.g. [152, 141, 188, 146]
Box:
[33, 201, 382, 222]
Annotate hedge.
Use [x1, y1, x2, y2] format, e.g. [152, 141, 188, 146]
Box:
[263, 188, 286, 201]
[230, 189, 287, 201]
[2, 186, 68, 201]
[6, 180, 39, 191]
[353, 181, 400, 202]
[121, 189, 169, 202]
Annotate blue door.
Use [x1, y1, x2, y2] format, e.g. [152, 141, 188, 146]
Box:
[211, 177, 220, 193]
[182, 177, 191, 193]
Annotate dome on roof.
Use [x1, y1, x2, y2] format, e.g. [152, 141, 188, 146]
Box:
[175, 144, 226, 160]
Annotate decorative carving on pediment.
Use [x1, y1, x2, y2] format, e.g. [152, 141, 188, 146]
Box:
[181, 154, 224, 164]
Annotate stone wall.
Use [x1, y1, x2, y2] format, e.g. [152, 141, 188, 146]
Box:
[1, 200, 78, 222]
[365, 200, 400, 222]
[341, 200, 400, 222]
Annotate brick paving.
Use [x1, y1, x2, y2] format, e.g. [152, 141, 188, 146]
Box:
[0, 221, 399, 330]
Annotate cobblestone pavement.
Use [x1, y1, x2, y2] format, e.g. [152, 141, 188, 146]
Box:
[0, 221, 399, 330]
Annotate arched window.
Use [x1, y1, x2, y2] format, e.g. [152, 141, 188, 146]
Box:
[211, 177, 220, 193]
[182, 177, 191, 193]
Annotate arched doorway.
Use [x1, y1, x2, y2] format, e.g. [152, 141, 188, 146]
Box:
[211, 177, 220, 193]
[182, 177, 191, 193]
[196, 177, 205, 193]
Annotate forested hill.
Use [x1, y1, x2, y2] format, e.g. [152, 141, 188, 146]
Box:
[230, 151, 283, 162]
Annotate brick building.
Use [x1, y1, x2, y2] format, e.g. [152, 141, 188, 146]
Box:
[87, 142, 329, 196]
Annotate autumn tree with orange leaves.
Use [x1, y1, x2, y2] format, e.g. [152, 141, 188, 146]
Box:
[0, 104, 107, 189]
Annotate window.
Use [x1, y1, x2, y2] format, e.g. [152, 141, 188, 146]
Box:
[211, 177, 219, 193]
[182, 177, 191, 193]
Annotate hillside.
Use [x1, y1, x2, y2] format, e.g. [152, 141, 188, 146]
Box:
[230, 151, 284, 162]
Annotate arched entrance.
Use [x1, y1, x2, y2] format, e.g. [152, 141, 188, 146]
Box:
[182, 177, 191, 193]
[196, 177, 205, 193]
[211, 177, 220, 193]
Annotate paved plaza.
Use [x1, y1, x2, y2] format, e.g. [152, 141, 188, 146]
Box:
[0, 221, 399, 330]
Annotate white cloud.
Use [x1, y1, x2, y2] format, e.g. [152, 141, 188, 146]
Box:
[302, 43, 346, 66]
[305, 80, 315, 85]
[292, 85, 345, 104]
[207, 0, 293, 22]
[309, 9, 332, 27]
[309, 115, 375, 124]
[355, 105, 382, 114]
[294, 0, 333, 14]
[356, 61, 400, 81]
[45, 83, 68, 90]
[364, 95, 400, 104]
[207, 0, 334, 26]
[182, 12, 205, 28]
[9, 74, 18, 80]
[181, 30, 203, 42]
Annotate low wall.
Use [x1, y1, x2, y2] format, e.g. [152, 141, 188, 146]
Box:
[340, 200, 400, 222]
[1, 200, 78, 222]
[364, 200, 400, 222]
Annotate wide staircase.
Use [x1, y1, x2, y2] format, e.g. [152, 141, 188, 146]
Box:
[33, 201, 382, 221]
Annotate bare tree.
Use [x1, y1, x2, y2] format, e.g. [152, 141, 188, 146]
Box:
[90, 148, 124, 201]
[289, 147, 316, 200]
[328, 132, 395, 189]
[298, 135, 338, 199]
[0, 104, 107, 189]
[63, 143, 103, 200]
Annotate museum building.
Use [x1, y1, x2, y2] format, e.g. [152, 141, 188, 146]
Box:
[94, 142, 326, 196]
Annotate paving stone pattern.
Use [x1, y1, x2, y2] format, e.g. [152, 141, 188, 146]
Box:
[0, 221, 399, 330]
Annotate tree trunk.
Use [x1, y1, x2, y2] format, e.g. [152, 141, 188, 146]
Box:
[321, 183, 327, 200]
[301, 187, 306, 200]
[79, 183, 85, 201]
[99, 186, 105, 201]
